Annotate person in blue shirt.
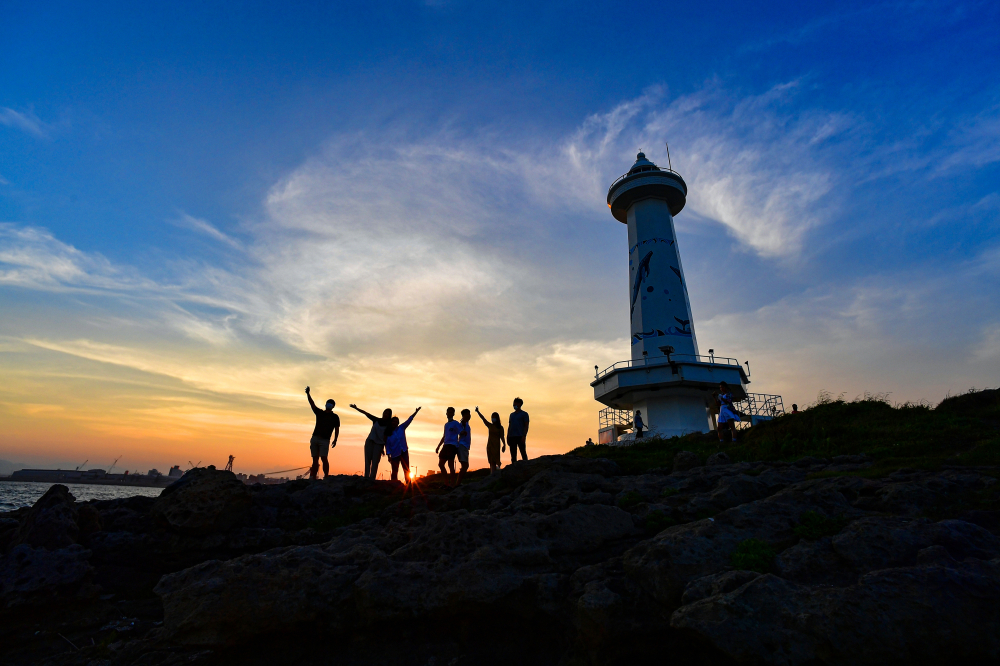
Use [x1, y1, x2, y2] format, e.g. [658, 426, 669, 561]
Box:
[436, 407, 461, 477]
[634, 410, 645, 439]
[384, 407, 420, 483]
[454, 408, 473, 486]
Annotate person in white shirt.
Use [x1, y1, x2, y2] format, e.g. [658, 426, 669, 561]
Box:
[435, 407, 461, 477]
[350, 403, 392, 479]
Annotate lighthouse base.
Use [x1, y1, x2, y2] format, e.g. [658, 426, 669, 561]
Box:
[632, 392, 713, 439]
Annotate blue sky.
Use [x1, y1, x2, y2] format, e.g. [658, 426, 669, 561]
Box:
[1, 0, 999, 474]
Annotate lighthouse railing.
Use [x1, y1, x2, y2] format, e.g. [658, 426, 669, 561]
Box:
[608, 165, 685, 190]
[595, 354, 741, 380]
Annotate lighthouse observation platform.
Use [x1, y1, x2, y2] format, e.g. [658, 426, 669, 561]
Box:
[591, 353, 750, 407]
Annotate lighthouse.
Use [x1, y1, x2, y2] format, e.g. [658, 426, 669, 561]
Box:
[593, 152, 750, 441]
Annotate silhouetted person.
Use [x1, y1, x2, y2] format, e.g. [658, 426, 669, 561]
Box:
[305, 387, 339, 479]
[475, 406, 506, 474]
[507, 397, 530, 463]
[351, 404, 392, 479]
[385, 407, 420, 483]
[586, 438, 595, 446]
[436, 407, 461, 476]
[716, 381, 740, 443]
[791, 404, 799, 414]
[453, 408, 474, 486]
[634, 410, 645, 439]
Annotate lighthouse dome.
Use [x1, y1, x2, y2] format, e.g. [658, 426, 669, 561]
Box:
[628, 152, 658, 174]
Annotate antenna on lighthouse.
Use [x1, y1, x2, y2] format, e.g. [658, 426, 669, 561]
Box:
[665, 141, 673, 171]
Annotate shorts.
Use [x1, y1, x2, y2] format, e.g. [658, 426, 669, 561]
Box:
[310, 436, 330, 457]
[440, 444, 458, 461]
[455, 445, 470, 465]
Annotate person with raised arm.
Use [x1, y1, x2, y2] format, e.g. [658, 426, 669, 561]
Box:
[475, 406, 506, 474]
[384, 407, 420, 483]
[304, 387, 340, 480]
[350, 403, 392, 479]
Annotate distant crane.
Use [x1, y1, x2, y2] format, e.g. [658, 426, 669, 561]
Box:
[188, 460, 201, 471]
[75, 459, 88, 471]
[224, 455, 234, 472]
[107, 456, 122, 474]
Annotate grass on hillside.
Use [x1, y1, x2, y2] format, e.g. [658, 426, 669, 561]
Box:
[571, 388, 1000, 475]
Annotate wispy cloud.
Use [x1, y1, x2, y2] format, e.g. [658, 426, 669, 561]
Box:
[171, 213, 243, 249]
[0, 107, 51, 138]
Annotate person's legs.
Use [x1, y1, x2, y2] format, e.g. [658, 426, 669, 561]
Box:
[321, 456, 330, 478]
[389, 456, 400, 481]
[309, 455, 320, 480]
[517, 437, 527, 461]
[370, 449, 382, 480]
[364, 441, 374, 478]
[729, 421, 739, 442]
[509, 436, 524, 463]
[400, 451, 410, 483]
[456, 447, 469, 486]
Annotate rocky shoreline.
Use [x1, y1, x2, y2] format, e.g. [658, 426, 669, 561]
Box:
[2, 449, 999, 665]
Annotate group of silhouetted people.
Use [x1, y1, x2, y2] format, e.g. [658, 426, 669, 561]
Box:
[304, 387, 529, 484]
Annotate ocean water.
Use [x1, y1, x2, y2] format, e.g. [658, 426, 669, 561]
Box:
[0, 481, 164, 512]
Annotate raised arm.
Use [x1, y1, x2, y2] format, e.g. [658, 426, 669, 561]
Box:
[306, 387, 320, 414]
[523, 412, 529, 436]
[350, 404, 378, 422]
[400, 407, 421, 430]
[475, 406, 490, 428]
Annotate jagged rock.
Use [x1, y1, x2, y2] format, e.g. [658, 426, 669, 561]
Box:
[670, 561, 1000, 665]
[681, 570, 760, 604]
[530, 503, 635, 554]
[0, 544, 96, 613]
[4, 449, 999, 665]
[705, 452, 731, 466]
[9, 484, 80, 550]
[673, 451, 702, 472]
[150, 468, 253, 536]
[624, 477, 871, 607]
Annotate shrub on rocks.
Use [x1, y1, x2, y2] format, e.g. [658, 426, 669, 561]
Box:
[731, 539, 776, 573]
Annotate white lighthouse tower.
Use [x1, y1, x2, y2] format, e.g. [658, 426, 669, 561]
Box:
[593, 152, 750, 441]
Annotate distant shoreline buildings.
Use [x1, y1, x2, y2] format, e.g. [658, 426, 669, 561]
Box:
[0, 465, 292, 487]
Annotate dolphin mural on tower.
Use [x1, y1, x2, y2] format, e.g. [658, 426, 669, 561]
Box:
[630, 251, 653, 315]
[670, 265, 683, 286]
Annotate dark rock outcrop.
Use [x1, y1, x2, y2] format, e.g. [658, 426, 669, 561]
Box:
[2, 457, 1000, 666]
[673, 450, 702, 471]
[671, 561, 1000, 665]
[149, 468, 253, 535]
